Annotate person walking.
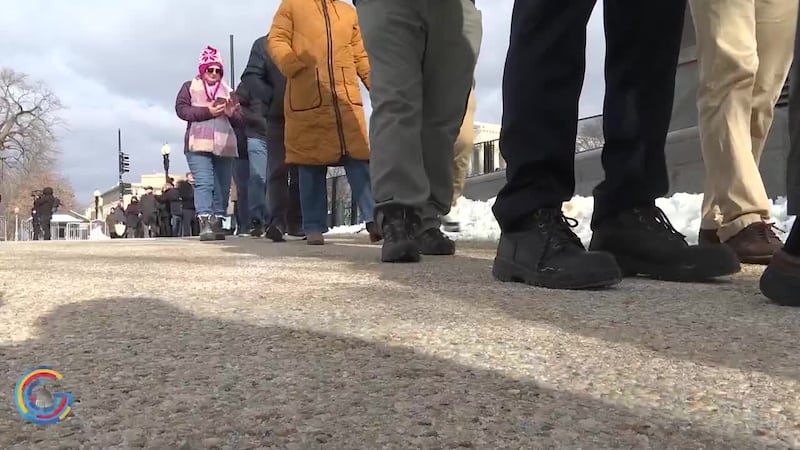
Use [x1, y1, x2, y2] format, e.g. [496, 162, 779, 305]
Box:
[355, 0, 483, 261]
[692, 0, 797, 264]
[238, 34, 304, 242]
[760, 11, 800, 305]
[139, 187, 159, 237]
[267, 0, 380, 245]
[232, 121, 251, 235]
[176, 173, 197, 236]
[124, 197, 143, 238]
[175, 46, 242, 242]
[33, 187, 60, 241]
[489, 1, 741, 290]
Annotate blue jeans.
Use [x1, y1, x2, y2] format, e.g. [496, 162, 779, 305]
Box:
[233, 158, 250, 229]
[298, 158, 374, 234]
[185, 152, 233, 217]
[171, 214, 182, 237]
[247, 137, 270, 224]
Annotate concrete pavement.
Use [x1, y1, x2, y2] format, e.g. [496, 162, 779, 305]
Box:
[1, 235, 799, 449]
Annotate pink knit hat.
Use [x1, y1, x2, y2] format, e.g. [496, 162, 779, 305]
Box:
[198, 46, 224, 77]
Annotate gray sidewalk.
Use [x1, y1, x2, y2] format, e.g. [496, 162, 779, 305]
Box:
[0, 235, 798, 449]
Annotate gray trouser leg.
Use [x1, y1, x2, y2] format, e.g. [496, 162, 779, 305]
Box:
[358, 0, 482, 231]
[418, 1, 482, 231]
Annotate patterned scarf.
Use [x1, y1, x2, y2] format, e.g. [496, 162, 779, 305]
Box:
[187, 77, 237, 157]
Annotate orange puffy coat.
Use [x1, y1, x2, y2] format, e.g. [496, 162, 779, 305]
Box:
[267, 0, 371, 166]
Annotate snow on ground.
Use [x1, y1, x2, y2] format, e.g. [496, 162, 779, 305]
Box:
[330, 193, 797, 246]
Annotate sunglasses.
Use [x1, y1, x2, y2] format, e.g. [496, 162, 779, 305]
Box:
[205, 67, 222, 75]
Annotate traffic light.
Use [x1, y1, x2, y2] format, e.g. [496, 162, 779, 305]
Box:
[118, 152, 130, 174]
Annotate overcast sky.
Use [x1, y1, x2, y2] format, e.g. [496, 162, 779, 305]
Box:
[0, 0, 605, 204]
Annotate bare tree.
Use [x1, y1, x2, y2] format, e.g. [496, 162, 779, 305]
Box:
[0, 68, 63, 170]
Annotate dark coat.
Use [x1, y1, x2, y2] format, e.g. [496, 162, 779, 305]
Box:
[156, 188, 182, 216]
[237, 35, 287, 142]
[34, 194, 60, 218]
[788, 13, 800, 215]
[176, 180, 195, 211]
[139, 193, 158, 217]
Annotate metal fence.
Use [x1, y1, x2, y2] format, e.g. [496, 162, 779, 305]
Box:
[6, 220, 109, 241]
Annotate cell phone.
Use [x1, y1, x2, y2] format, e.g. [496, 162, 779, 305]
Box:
[213, 98, 227, 106]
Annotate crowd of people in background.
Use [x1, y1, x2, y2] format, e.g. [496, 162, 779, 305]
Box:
[105, 174, 198, 238]
[154, 0, 799, 306]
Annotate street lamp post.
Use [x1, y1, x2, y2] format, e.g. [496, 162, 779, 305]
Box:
[93, 190, 101, 220]
[161, 144, 171, 183]
[13, 206, 19, 241]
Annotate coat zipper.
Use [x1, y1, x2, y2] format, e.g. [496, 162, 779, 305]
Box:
[321, 0, 348, 157]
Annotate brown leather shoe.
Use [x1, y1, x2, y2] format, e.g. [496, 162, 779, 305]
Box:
[760, 249, 800, 306]
[723, 222, 783, 265]
[698, 229, 720, 245]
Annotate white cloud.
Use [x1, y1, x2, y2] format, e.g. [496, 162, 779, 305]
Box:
[0, 0, 606, 203]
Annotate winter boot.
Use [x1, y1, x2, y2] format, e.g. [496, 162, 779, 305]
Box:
[265, 224, 286, 242]
[199, 216, 215, 242]
[589, 207, 740, 281]
[307, 232, 324, 245]
[417, 228, 456, 255]
[366, 221, 382, 243]
[493, 209, 622, 290]
[210, 216, 226, 241]
[760, 248, 800, 306]
[247, 220, 265, 238]
[379, 206, 421, 263]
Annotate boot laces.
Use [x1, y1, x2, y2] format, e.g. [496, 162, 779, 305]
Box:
[755, 222, 783, 242]
[536, 209, 582, 250]
[634, 207, 685, 241]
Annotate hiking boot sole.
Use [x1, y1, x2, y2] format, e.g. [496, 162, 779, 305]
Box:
[200, 233, 216, 242]
[492, 257, 622, 290]
[736, 253, 774, 265]
[614, 253, 740, 281]
[382, 241, 421, 263]
[760, 265, 800, 306]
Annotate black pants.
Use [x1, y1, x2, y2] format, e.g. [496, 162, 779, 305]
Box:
[266, 122, 303, 231]
[182, 208, 196, 236]
[40, 216, 52, 240]
[788, 9, 800, 215]
[492, 0, 686, 231]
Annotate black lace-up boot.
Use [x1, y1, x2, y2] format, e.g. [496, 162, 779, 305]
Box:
[589, 207, 740, 281]
[493, 208, 622, 290]
[380, 206, 421, 263]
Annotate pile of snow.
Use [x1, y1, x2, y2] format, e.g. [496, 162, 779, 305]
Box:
[330, 193, 796, 246]
[89, 225, 111, 240]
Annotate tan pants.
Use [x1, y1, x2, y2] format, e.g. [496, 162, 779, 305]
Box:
[690, 0, 797, 241]
[452, 87, 477, 206]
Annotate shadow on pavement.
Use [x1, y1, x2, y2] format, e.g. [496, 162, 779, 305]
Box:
[0, 297, 764, 449]
[221, 236, 800, 382]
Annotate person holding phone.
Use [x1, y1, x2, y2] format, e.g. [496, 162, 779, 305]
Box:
[175, 46, 242, 242]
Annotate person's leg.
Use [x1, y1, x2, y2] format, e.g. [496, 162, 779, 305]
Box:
[233, 158, 251, 233]
[211, 155, 234, 240]
[181, 209, 194, 237]
[186, 152, 217, 241]
[287, 165, 304, 236]
[760, 6, 800, 306]
[490, 0, 623, 289]
[689, 0, 778, 263]
[297, 165, 328, 244]
[418, 3, 481, 238]
[357, 0, 427, 261]
[750, 0, 797, 210]
[42, 217, 51, 240]
[247, 137, 268, 236]
[442, 85, 477, 233]
[267, 123, 290, 233]
[342, 158, 381, 242]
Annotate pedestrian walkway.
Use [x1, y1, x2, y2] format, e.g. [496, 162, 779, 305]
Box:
[0, 235, 798, 448]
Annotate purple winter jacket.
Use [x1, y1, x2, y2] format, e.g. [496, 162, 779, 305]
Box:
[174, 80, 243, 154]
